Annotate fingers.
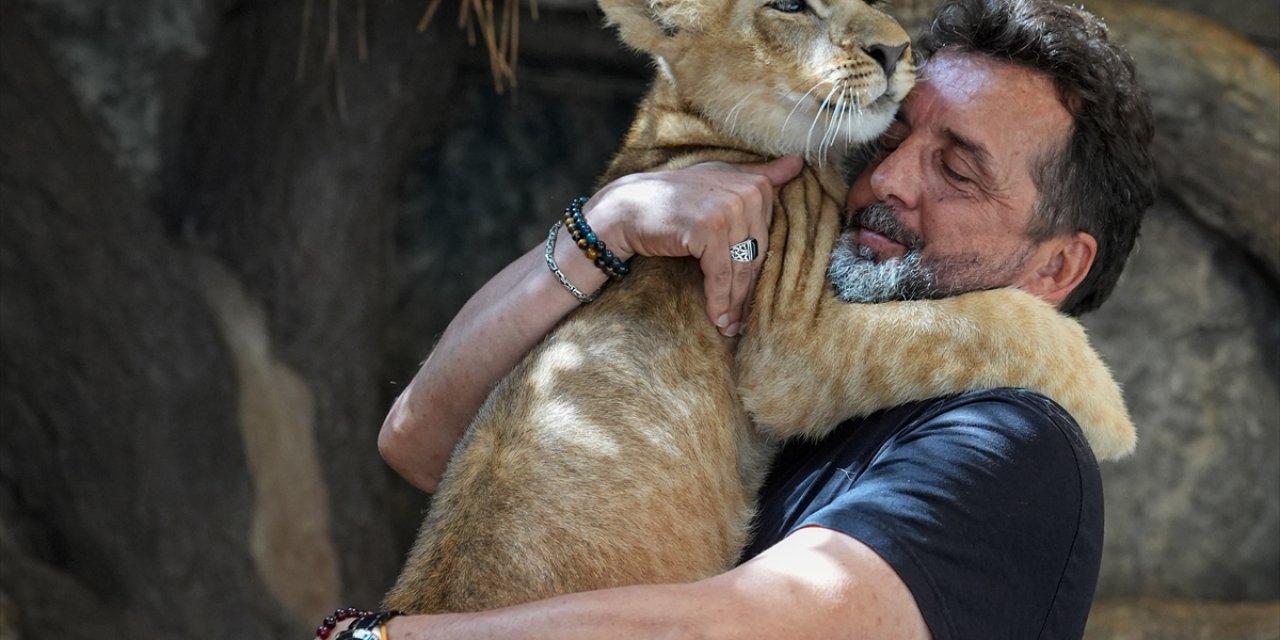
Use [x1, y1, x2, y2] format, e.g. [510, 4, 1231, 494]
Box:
[720, 157, 799, 329]
[703, 239, 754, 337]
[589, 158, 798, 337]
[701, 174, 773, 337]
[701, 247, 737, 335]
[740, 181, 773, 327]
[705, 159, 793, 336]
[734, 155, 804, 187]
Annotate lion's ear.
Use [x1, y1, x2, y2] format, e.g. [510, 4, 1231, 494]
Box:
[598, 0, 702, 56]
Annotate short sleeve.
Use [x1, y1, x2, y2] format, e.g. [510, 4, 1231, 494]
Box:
[751, 391, 1103, 640]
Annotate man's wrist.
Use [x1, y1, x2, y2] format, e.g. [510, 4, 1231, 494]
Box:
[579, 197, 635, 262]
[325, 610, 404, 640]
[549, 222, 610, 301]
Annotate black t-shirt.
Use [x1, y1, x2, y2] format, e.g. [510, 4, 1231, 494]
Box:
[740, 388, 1103, 640]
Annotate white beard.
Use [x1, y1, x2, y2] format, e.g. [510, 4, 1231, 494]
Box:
[828, 233, 938, 303]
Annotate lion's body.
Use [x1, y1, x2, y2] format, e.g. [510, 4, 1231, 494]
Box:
[384, 0, 1135, 614]
[386, 252, 770, 611]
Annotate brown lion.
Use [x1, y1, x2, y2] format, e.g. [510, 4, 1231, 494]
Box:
[383, 0, 1134, 614]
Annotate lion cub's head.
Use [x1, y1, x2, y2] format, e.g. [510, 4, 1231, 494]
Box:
[600, 0, 914, 162]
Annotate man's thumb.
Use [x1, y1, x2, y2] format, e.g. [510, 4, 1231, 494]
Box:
[736, 155, 804, 186]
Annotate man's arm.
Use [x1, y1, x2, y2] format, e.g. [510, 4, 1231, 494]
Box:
[361, 527, 929, 639]
[379, 157, 803, 492]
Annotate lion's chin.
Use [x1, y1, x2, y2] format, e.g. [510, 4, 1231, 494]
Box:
[749, 106, 894, 162]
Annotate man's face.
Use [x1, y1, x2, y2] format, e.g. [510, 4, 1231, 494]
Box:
[833, 51, 1074, 303]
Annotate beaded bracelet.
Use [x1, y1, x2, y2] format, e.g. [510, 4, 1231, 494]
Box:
[562, 195, 631, 282]
[338, 610, 403, 640]
[316, 607, 372, 639]
[317, 608, 403, 640]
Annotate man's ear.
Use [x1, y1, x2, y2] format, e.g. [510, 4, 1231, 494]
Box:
[1018, 232, 1097, 308]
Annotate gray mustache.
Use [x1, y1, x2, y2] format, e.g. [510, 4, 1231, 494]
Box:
[851, 202, 922, 250]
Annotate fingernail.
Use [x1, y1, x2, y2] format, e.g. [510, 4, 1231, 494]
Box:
[725, 323, 740, 337]
[716, 314, 730, 328]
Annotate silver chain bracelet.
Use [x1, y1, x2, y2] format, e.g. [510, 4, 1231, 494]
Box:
[545, 220, 607, 304]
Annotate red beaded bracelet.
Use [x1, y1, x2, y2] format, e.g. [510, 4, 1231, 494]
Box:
[318, 609, 405, 640]
[316, 607, 372, 640]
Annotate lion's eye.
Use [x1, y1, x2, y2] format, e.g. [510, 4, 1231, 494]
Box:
[768, 0, 807, 13]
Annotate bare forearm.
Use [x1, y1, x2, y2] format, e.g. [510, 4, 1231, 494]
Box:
[384, 582, 713, 640]
[369, 528, 928, 640]
[379, 227, 608, 492]
[380, 577, 786, 640]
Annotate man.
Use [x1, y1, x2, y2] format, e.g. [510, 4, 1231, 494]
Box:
[358, 0, 1156, 637]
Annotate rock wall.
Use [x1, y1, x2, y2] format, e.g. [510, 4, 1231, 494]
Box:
[4, 0, 1277, 637]
[0, 15, 292, 637]
[1078, 0, 1280, 602]
[5, 0, 464, 637]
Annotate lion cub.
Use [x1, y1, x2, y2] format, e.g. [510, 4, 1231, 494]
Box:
[385, 0, 1135, 613]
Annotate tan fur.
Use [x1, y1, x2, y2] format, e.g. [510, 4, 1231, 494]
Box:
[384, 0, 1134, 614]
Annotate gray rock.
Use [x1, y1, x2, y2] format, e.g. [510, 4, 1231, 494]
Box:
[18, 0, 214, 192]
[1086, 598, 1280, 639]
[1085, 201, 1280, 600]
[1078, 0, 1280, 601]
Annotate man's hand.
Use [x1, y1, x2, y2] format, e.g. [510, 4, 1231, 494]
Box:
[585, 155, 803, 336]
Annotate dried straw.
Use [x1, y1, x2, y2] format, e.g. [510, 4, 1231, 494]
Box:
[419, 0, 535, 93]
[295, 0, 528, 116]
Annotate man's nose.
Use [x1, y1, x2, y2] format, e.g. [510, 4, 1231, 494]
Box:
[869, 144, 918, 211]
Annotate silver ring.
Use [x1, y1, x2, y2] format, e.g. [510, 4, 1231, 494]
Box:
[729, 238, 759, 263]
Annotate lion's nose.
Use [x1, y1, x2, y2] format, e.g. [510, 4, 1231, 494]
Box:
[865, 43, 908, 79]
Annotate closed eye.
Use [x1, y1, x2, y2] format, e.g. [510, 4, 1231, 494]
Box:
[942, 162, 972, 183]
[938, 151, 974, 184]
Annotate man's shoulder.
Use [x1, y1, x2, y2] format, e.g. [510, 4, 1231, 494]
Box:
[867, 389, 1104, 639]
[879, 388, 1092, 452]
[768, 387, 1095, 476]
[750, 388, 1106, 638]
[778, 387, 1104, 505]
[901, 386, 1077, 421]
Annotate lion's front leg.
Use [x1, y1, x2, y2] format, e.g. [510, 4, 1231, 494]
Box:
[736, 169, 855, 440]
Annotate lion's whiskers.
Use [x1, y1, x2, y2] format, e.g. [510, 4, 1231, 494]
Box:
[805, 82, 842, 163]
[834, 86, 849, 152]
[820, 83, 847, 154]
[725, 91, 758, 140]
[782, 81, 831, 141]
[818, 92, 838, 158]
[840, 86, 858, 152]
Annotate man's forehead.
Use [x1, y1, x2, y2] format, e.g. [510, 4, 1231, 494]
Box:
[915, 53, 993, 100]
[904, 51, 1072, 155]
[909, 52, 1047, 111]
